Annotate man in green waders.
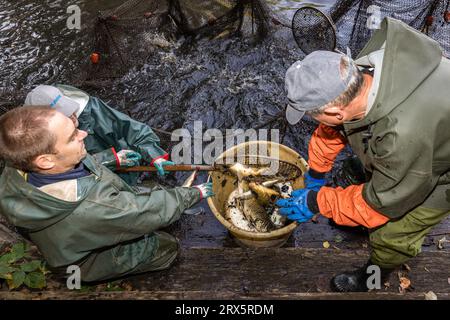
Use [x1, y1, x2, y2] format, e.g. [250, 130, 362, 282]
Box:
[0, 106, 213, 282]
[277, 17, 450, 292]
[24, 84, 172, 186]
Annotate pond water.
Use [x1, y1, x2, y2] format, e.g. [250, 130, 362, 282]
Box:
[0, 0, 336, 94]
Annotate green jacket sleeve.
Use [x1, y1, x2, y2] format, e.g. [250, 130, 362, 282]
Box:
[88, 97, 168, 164]
[362, 119, 436, 219]
[80, 186, 201, 246]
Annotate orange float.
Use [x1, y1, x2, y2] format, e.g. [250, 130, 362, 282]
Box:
[90, 52, 100, 64]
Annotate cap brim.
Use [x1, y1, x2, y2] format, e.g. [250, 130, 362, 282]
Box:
[286, 105, 305, 125]
[24, 94, 32, 106]
[56, 96, 80, 117]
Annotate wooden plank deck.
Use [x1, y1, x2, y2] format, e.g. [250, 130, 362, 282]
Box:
[0, 247, 449, 300]
[166, 202, 450, 251]
[1, 203, 449, 300]
[1, 291, 448, 300]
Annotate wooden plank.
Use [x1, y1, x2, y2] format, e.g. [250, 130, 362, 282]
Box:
[0, 291, 448, 300]
[0, 247, 448, 299]
[128, 248, 450, 294]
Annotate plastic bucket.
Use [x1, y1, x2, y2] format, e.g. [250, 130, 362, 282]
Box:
[207, 140, 308, 248]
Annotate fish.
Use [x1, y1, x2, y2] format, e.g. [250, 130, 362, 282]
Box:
[241, 197, 275, 233]
[225, 184, 276, 233]
[275, 182, 293, 199]
[270, 207, 287, 228]
[248, 182, 280, 206]
[228, 163, 268, 180]
[225, 189, 257, 232]
[235, 179, 279, 200]
[182, 170, 198, 187]
[225, 162, 279, 233]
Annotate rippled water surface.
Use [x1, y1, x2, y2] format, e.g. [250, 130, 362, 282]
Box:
[0, 0, 335, 94]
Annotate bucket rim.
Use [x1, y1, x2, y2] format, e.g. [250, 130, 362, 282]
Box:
[207, 140, 308, 240]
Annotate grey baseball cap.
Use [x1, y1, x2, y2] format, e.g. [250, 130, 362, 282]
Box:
[24, 85, 80, 117]
[285, 50, 355, 125]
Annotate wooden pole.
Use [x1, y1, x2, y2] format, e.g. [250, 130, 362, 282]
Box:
[117, 164, 216, 173]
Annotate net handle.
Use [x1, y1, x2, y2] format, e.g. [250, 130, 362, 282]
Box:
[291, 6, 338, 54]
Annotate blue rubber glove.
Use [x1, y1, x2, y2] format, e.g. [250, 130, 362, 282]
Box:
[153, 158, 175, 176]
[275, 189, 314, 223]
[304, 171, 326, 192]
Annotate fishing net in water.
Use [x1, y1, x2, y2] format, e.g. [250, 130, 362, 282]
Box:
[85, 0, 450, 81]
[328, 0, 450, 57]
[86, 0, 276, 80]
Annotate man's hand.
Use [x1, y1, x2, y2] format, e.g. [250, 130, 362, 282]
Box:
[117, 150, 142, 167]
[304, 171, 326, 191]
[153, 158, 175, 176]
[275, 188, 314, 223]
[193, 182, 214, 199]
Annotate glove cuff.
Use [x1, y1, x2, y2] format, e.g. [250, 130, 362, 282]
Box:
[111, 147, 120, 169]
[307, 190, 320, 214]
[193, 186, 204, 200]
[150, 153, 169, 166]
[308, 168, 326, 180]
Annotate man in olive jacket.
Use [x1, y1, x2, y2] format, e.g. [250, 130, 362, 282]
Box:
[0, 106, 212, 282]
[278, 17, 450, 291]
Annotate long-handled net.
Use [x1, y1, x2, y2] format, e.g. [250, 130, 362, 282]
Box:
[292, 6, 337, 54]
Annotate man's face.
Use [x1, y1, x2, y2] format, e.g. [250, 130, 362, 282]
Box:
[309, 73, 372, 126]
[48, 111, 87, 171]
[309, 107, 346, 127]
[310, 114, 343, 127]
[311, 104, 368, 126]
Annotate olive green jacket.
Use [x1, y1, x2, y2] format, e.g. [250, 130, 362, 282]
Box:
[0, 155, 200, 279]
[344, 18, 450, 218]
[56, 84, 167, 185]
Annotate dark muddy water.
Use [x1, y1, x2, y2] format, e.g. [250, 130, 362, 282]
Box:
[0, 0, 335, 93]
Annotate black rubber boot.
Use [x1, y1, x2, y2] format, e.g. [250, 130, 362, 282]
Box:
[330, 261, 394, 292]
[334, 155, 367, 188]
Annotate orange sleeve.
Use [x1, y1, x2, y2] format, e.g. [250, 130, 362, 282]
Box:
[308, 124, 347, 173]
[317, 185, 390, 229]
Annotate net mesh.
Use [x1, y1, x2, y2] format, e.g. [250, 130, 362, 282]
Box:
[86, 0, 450, 80]
[328, 0, 450, 57]
[292, 6, 337, 54]
[86, 0, 275, 80]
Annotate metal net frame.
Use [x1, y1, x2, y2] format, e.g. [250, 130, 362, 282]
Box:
[292, 6, 337, 54]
